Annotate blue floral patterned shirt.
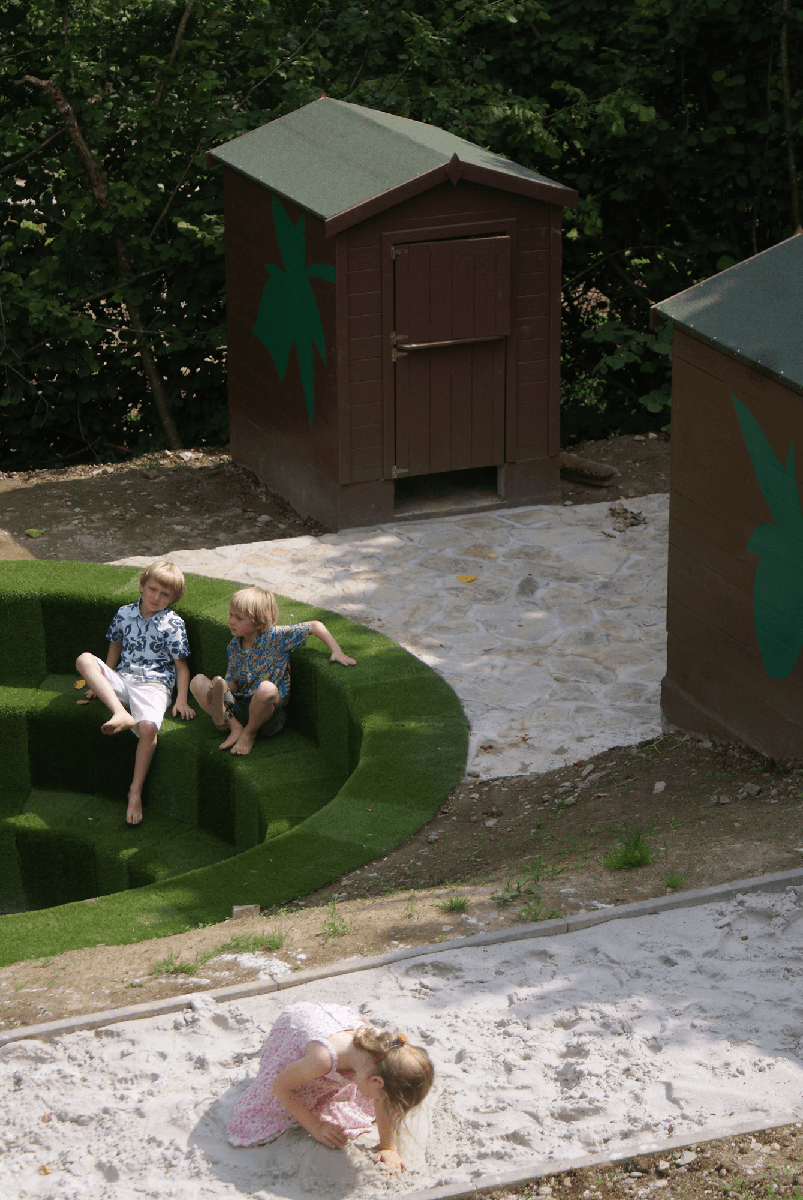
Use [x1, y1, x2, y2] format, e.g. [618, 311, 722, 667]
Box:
[106, 601, 190, 693]
[225, 623, 311, 702]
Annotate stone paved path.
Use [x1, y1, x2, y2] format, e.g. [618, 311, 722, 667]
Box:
[116, 493, 668, 780]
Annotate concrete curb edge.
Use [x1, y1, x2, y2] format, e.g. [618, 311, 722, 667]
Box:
[2, 866, 801, 1047]
[401, 1114, 803, 1200]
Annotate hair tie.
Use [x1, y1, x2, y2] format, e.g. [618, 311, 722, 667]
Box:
[392, 1033, 408, 1048]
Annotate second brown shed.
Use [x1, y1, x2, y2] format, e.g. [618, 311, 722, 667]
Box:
[208, 98, 578, 530]
[653, 233, 803, 758]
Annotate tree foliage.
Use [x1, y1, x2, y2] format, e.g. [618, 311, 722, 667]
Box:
[1, 0, 801, 467]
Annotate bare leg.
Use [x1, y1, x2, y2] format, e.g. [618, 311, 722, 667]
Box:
[219, 715, 245, 751]
[230, 682, 278, 756]
[127, 721, 158, 825]
[76, 652, 136, 735]
[190, 673, 230, 732]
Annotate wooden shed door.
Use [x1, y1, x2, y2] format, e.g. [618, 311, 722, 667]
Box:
[393, 235, 509, 477]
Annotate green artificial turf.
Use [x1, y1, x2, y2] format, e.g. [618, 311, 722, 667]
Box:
[0, 561, 468, 966]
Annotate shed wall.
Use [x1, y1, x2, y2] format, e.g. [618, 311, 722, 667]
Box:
[663, 327, 803, 756]
[224, 169, 339, 508]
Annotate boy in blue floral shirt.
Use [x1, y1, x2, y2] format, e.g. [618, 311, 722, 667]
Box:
[190, 586, 355, 756]
[75, 561, 194, 824]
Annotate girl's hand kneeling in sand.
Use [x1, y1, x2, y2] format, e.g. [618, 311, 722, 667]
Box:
[226, 1002, 433, 1175]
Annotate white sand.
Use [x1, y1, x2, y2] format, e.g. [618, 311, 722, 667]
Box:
[3, 888, 803, 1200]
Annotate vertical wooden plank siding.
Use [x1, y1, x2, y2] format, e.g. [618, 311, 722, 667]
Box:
[342, 181, 559, 482]
[548, 207, 563, 458]
[335, 235, 351, 483]
[664, 327, 803, 755]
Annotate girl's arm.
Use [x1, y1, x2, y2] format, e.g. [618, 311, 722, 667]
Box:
[373, 1100, 406, 1173]
[308, 620, 356, 667]
[172, 658, 195, 720]
[272, 1042, 348, 1148]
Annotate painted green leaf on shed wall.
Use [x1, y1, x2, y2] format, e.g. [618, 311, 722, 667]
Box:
[252, 197, 335, 427]
[733, 393, 803, 680]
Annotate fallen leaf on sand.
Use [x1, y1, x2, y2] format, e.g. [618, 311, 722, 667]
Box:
[457, 574, 477, 583]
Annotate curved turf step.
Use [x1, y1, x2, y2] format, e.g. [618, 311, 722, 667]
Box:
[0, 562, 468, 962]
[0, 789, 236, 911]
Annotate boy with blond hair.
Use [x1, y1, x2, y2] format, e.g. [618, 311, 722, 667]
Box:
[190, 585, 355, 756]
[75, 561, 195, 824]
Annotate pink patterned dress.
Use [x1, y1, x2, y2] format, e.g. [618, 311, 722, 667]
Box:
[227, 1002, 377, 1146]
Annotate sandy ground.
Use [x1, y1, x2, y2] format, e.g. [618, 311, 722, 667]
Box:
[2, 886, 802, 1200]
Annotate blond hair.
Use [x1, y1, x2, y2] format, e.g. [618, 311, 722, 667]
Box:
[353, 1027, 434, 1120]
[230, 586, 278, 634]
[140, 560, 185, 602]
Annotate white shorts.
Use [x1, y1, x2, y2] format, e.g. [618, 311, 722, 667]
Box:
[90, 656, 172, 734]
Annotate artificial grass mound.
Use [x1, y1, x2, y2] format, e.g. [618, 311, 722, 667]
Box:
[0, 561, 468, 966]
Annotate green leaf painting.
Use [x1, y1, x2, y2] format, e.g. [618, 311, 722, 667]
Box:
[253, 198, 335, 427]
[732, 394, 803, 680]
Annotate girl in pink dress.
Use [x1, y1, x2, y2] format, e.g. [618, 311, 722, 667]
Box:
[227, 1001, 433, 1173]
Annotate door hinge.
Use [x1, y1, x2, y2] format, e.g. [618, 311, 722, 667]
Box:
[392, 466, 410, 479]
[390, 331, 407, 346]
[391, 246, 407, 261]
[392, 347, 408, 361]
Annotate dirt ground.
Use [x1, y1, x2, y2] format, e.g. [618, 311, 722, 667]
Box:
[0, 432, 665, 562]
[489, 1125, 803, 1200]
[3, 430, 801, 1032]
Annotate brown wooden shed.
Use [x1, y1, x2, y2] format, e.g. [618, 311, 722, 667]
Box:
[652, 232, 803, 758]
[208, 98, 578, 530]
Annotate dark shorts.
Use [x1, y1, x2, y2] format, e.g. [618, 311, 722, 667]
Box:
[227, 693, 288, 739]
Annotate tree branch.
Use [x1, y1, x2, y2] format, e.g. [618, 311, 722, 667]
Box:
[154, 0, 198, 106]
[70, 266, 167, 307]
[230, 20, 325, 113]
[149, 137, 204, 239]
[0, 124, 67, 176]
[20, 74, 183, 449]
[22, 76, 109, 208]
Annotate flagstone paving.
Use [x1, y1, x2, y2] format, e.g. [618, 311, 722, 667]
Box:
[116, 493, 668, 780]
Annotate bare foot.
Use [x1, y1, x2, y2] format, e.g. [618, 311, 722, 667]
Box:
[219, 718, 243, 751]
[126, 791, 143, 825]
[231, 730, 257, 755]
[102, 711, 137, 736]
[209, 676, 229, 728]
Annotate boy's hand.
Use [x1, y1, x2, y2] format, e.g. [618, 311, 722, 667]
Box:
[76, 688, 96, 706]
[330, 650, 356, 667]
[172, 699, 195, 720]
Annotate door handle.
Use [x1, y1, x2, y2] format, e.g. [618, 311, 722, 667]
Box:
[395, 335, 503, 351]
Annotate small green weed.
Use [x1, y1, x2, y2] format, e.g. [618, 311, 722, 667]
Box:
[150, 950, 198, 976]
[665, 870, 685, 890]
[439, 892, 469, 914]
[321, 900, 352, 941]
[223, 931, 287, 954]
[403, 892, 418, 920]
[603, 825, 656, 870]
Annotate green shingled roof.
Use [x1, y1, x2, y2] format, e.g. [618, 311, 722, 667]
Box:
[654, 234, 803, 392]
[208, 97, 577, 233]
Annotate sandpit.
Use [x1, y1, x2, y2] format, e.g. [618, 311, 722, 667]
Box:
[3, 886, 802, 1199]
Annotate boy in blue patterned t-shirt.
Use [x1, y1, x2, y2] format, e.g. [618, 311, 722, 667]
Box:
[190, 586, 356, 756]
[75, 561, 195, 824]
